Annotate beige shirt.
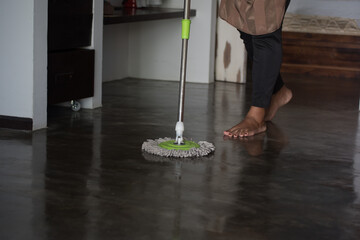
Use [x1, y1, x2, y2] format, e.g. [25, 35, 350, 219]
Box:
[219, 0, 287, 35]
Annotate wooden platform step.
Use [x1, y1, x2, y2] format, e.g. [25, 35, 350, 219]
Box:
[281, 31, 360, 79]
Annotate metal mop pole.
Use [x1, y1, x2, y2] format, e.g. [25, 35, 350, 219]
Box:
[175, 0, 191, 145]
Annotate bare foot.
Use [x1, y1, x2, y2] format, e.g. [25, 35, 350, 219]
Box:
[224, 107, 266, 138]
[265, 86, 293, 121]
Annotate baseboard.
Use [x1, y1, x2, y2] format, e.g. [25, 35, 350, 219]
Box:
[0, 115, 33, 130]
[281, 31, 360, 79]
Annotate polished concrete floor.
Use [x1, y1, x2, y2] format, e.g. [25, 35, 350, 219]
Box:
[0, 74, 360, 240]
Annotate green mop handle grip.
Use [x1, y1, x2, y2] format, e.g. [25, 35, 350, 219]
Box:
[182, 19, 191, 39]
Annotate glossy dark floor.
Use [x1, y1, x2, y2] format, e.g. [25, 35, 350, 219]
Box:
[1, 74, 360, 240]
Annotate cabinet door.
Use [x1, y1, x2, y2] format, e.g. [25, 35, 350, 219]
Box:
[48, 0, 93, 51]
[48, 0, 93, 15]
[48, 49, 95, 105]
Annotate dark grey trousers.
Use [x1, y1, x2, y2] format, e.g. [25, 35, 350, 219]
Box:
[239, 0, 290, 108]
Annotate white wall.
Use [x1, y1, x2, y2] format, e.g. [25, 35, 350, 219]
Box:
[33, 0, 48, 130]
[81, 0, 104, 109]
[103, 24, 130, 82]
[103, 0, 217, 83]
[107, 0, 123, 7]
[0, 0, 47, 130]
[161, 0, 182, 8]
[287, 0, 360, 20]
[215, 0, 247, 84]
[0, 0, 103, 130]
[103, 0, 129, 82]
[0, 0, 34, 119]
[128, 19, 183, 81]
[216, 19, 247, 83]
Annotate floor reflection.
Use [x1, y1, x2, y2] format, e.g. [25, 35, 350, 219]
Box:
[353, 115, 360, 204]
[45, 108, 97, 240]
[223, 121, 289, 157]
[0, 76, 360, 239]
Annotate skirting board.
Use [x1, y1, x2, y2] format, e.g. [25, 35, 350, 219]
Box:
[0, 115, 33, 130]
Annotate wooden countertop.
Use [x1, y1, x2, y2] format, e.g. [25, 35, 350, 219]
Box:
[104, 7, 196, 25]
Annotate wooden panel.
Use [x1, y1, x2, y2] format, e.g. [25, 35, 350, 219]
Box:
[48, 0, 93, 15]
[48, 0, 93, 51]
[104, 8, 197, 25]
[281, 32, 360, 79]
[282, 63, 360, 79]
[0, 115, 32, 130]
[48, 49, 95, 105]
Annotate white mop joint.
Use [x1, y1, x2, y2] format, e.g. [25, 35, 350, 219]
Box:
[141, 0, 215, 158]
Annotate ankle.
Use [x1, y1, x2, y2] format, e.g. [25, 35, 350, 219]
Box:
[280, 86, 292, 97]
[247, 106, 266, 124]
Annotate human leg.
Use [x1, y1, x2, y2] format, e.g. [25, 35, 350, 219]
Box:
[224, 30, 283, 137]
[264, 40, 293, 121]
[243, 28, 292, 122]
[263, 0, 293, 120]
[224, 106, 266, 138]
[265, 85, 293, 121]
[251, 28, 283, 108]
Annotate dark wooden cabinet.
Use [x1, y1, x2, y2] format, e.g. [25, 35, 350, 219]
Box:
[48, 49, 94, 105]
[48, 0, 95, 106]
[48, 15, 93, 51]
[48, 0, 93, 51]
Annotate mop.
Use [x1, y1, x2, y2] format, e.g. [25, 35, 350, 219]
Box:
[141, 0, 215, 158]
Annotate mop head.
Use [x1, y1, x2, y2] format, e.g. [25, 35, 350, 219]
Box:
[142, 137, 215, 158]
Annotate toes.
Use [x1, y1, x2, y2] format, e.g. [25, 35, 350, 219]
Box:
[224, 117, 266, 138]
[223, 130, 231, 136]
[224, 129, 237, 138]
[239, 129, 249, 138]
[227, 129, 249, 138]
